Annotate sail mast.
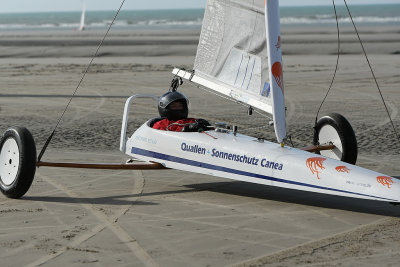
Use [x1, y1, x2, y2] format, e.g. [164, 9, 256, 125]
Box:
[265, 0, 286, 144]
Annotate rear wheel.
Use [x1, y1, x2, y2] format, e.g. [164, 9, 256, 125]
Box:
[0, 127, 36, 198]
[313, 113, 357, 165]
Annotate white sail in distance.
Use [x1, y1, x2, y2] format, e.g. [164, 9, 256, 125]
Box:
[78, 3, 86, 31]
[174, 0, 286, 143]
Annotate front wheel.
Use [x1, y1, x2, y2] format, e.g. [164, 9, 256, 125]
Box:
[313, 113, 357, 165]
[0, 127, 36, 198]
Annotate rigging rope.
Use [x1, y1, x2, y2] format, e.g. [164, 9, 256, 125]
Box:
[177, 76, 272, 135]
[315, 0, 340, 124]
[193, 84, 274, 132]
[343, 0, 400, 144]
[173, 68, 273, 122]
[194, 83, 272, 120]
[173, 66, 274, 135]
[38, 0, 126, 162]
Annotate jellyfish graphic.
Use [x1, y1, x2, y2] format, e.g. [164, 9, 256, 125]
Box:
[335, 166, 350, 173]
[377, 176, 394, 188]
[306, 157, 326, 179]
[271, 61, 284, 94]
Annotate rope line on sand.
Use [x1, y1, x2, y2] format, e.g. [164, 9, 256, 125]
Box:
[38, 0, 126, 162]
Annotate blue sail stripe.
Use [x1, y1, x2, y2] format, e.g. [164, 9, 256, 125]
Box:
[131, 147, 397, 202]
[246, 58, 256, 90]
[241, 56, 251, 88]
[234, 54, 244, 85]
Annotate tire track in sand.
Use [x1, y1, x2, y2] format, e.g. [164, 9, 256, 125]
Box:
[231, 217, 392, 267]
[27, 170, 158, 267]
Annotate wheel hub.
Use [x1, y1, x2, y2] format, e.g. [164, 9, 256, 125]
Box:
[0, 138, 20, 186]
[319, 124, 343, 160]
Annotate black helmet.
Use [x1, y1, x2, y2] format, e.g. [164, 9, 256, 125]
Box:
[158, 91, 189, 121]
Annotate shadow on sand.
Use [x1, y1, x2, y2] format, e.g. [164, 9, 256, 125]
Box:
[22, 188, 201, 206]
[23, 177, 400, 217]
[185, 179, 400, 217]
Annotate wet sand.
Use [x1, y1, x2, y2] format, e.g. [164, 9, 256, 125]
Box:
[0, 26, 400, 266]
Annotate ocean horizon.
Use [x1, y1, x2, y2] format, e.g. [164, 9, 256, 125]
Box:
[0, 4, 399, 31]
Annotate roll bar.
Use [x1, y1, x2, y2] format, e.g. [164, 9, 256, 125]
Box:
[120, 94, 159, 153]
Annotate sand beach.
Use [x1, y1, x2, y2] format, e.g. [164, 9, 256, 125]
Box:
[0, 23, 400, 266]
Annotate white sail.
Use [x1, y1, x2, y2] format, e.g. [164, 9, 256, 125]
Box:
[78, 3, 86, 31]
[173, 0, 286, 143]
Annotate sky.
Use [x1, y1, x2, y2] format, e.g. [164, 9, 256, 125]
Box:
[1, 0, 399, 13]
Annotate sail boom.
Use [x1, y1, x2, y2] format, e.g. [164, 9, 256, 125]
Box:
[173, 68, 272, 114]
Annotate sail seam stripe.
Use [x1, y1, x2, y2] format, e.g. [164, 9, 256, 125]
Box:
[241, 56, 251, 88]
[234, 54, 244, 85]
[131, 147, 396, 202]
[246, 57, 256, 90]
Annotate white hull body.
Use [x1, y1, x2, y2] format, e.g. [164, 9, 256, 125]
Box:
[125, 121, 400, 203]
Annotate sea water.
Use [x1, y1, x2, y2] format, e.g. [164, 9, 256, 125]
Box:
[0, 4, 399, 31]
[280, 4, 400, 26]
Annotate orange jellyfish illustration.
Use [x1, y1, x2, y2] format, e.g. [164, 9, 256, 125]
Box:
[377, 176, 394, 188]
[335, 166, 350, 173]
[306, 157, 326, 179]
[271, 61, 284, 94]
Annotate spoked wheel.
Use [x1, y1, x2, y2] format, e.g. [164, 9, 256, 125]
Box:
[313, 113, 358, 165]
[0, 127, 36, 198]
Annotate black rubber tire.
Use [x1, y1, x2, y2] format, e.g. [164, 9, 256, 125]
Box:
[313, 113, 358, 165]
[0, 127, 36, 198]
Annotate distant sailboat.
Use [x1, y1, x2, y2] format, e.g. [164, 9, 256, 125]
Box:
[77, 3, 86, 31]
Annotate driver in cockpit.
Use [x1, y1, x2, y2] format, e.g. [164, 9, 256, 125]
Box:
[153, 90, 211, 132]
